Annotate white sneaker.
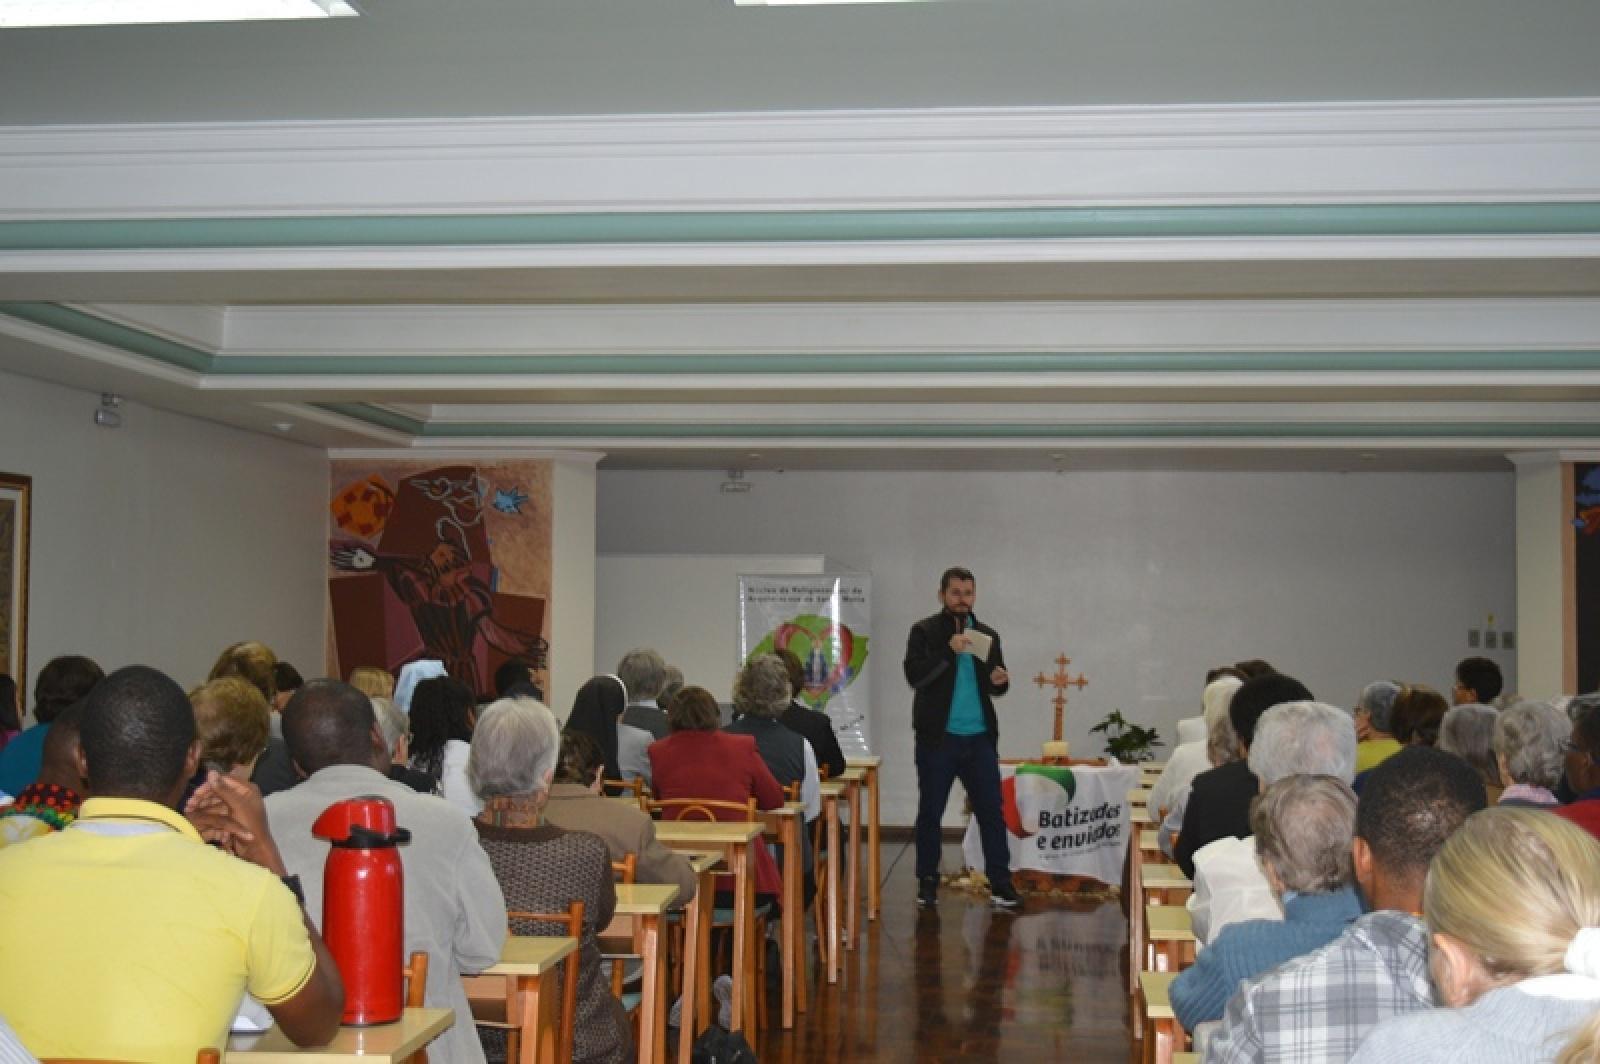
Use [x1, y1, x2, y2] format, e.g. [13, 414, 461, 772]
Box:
[713, 974, 734, 1029]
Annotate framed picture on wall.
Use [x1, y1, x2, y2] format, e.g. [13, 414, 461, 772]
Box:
[0, 473, 31, 689]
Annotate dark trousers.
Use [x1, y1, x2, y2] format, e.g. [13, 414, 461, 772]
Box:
[915, 732, 1012, 891]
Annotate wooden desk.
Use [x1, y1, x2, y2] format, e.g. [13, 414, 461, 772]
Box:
[611, 883, 679, 1064]
[835, 766, 866, 951]
[1131, 804, 1155, 827]
[654, 821, 764, 1039]
[1129, 788, 1151, 806]
[1142, 862, 1193, 907]
[1137, 971, 1185, 1064]
[1145, 903, 1196, 972]
[227, 1007, 454, 1064]
[844, 755, 882, 921]
[479, 935, 579, 1064]
[818, 780, 846, 984]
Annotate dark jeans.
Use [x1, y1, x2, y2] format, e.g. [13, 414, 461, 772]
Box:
[915, 732, 1012, 891]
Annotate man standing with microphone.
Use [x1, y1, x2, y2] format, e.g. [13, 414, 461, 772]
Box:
[904, 566, 1021, 911]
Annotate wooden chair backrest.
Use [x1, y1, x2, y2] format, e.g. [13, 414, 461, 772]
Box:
[783, 780, 801, 803]
[507, 900, 586, 1064]
[643, 797, 758, 823]
[612, 852, 638, 884]
[604, 777, 643, 800]
[401, 951, 430, 1064]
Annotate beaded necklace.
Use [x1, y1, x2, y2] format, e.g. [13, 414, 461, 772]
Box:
[0, 782, 81, 833]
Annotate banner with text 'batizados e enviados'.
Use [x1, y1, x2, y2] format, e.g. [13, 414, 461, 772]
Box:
[738, 574, 872, 757]
[962, 761, 1140, 884]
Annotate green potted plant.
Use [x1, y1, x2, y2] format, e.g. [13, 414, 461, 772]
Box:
[1090, 710, 1163, 763]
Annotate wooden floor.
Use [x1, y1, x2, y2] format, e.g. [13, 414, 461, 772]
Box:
[748, 841, 1132, 1063]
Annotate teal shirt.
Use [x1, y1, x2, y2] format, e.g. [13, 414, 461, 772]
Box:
[946, 650, 987, 736]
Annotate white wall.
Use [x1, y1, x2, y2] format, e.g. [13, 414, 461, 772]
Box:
[0, 369, 328, 714]
[594, 553, 825, 706]
[598, 468, 1517, 826]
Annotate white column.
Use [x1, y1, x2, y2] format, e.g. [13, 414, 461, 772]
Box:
[1513, 453, 1567, 699]
[548, 452, 603, 716]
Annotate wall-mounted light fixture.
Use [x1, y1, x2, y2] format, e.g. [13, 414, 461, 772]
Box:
[94, 393, 123, 429]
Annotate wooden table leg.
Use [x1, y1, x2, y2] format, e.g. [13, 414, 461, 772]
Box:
[865, 765, 881, 922]
[844, 778, 861, 951]
[825, 792, 842, 984]
[517, 971, 557, 1064]
[676, 874, 703, 1064]
[730, 839, 757, 1036]
[780, 814, 799, 1029]
[638, 910, 666, 1064]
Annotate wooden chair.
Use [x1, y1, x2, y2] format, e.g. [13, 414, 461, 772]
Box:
[469, 901, 585, 1064]
[403, 950, 430, 1064]
[608, 854, 640, 999]
[605, 777, 644, 800]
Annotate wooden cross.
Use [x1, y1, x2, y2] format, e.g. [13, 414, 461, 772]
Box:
[1034, 654, 1089, 742]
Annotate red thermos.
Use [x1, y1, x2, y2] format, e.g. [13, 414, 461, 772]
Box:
[311, 796, 412, 1026]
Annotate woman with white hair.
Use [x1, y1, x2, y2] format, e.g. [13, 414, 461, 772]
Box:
[1158, 678, 1243, 859]
[1495, 701, 1569, 808]
[470, 697, 629, 1064]
[1151, 676, 1243, 821]
[1438, 704, 1505, 804]
[1351, 808, 1600, 1064]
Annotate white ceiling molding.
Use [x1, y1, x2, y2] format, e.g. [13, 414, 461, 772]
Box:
[5, 99, 1600, 219]
[213, 298, 1600, 358]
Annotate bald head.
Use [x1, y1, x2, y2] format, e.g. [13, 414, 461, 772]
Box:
[282, 680, 384, 777]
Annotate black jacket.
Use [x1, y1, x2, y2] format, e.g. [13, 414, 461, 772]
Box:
[903, 608, 1009, 746]
[780, 701, 848, 780]
[1173, 758, 1259, 879]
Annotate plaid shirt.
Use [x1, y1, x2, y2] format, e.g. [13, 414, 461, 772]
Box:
[1206, 911, 1435, 1064]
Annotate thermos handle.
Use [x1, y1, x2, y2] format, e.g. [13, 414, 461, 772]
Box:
[333, 824, 413, 848]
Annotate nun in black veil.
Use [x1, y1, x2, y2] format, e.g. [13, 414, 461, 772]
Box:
[563, 674, 628, 786]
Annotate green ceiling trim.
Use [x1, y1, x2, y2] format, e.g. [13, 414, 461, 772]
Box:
[375, 416, 1600, 441]
[0, 301, 212, 372]
[4, 202, 1600, 250]
[313, 402, 426, 434]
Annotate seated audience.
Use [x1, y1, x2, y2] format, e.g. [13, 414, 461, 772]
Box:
[658, 665, 686, 717]
[1494, 700, 1568, 807]
[727, 655, 820, 822]
[1391, 683, 1448, 747]
[1556, 697, 1600, 840]
[1451, 655, 1504, 707]
[265, 680, 506, 1064]
[1189, 700, 1358, 943]
[348, 664, 396, 701]
[371, 694, 436, 793]
[492, 658, 542, 701]
[1159, 685, 1242, 859]
[617, 648, 670, 739]
[1354, 680, 1402, 773]
[470, 698, 630, 1064]
[1351, 808, 1600, 1064]
[1175, 671, 1313, 878]
[1233, 659, 1276, 679]
[0, 666, 342, 1059]
[0, 700, 85, 847]
[543, 731, 697, 903]
[567, 674, 655, 789]
[1437, 703, 1504, 803]
[648, 686, 786, 900]
[1172, 774, 1362, 1028]
[409, 675, 479, 815]
[191, 676, 271, 780]
[0, 673, 20, 752]
[1209, 747, 1487, 1063]
[1151, 674, 1241, 820]
[394, 659, 446, 712]
[0, 655, 103, 796]
[774, 649, 847, 781]
[208, 642, 297, 797]
[272, 661, 304, 714]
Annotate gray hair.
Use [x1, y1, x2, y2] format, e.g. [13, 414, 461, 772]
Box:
[469, 697, 561, 800]
[733, 655, 791, 720]
[1494, 700, 1568, 790]
[1248, 701, 1358, 785]
[1203, 677, 1242, 732]
[616, 648, 667, 701]
[1438, 704, 1503, 788]
[370, 696, 407, 755]
[1252, 774, 1358, 894]
[1357, 681, 1401, 734]
[1207, 712, 1241, 768]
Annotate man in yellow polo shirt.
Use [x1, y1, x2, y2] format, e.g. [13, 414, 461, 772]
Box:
[0, 665, 344, 1062]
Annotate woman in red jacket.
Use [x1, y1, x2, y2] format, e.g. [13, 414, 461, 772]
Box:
[647, 686, 786, 899]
